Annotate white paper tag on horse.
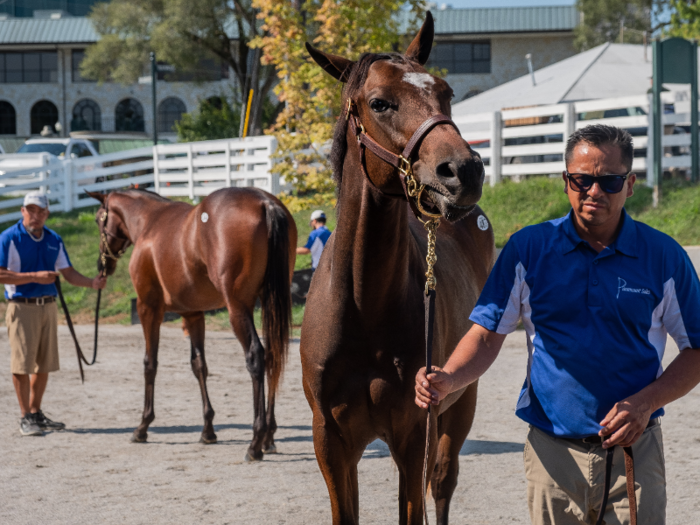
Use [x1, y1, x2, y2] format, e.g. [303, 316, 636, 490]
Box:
[477, 215, 489, 231]
[201, 212, 209, 223]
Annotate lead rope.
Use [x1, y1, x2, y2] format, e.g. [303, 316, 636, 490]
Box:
[595, 446, 637, 525]
[419, 215, 440, 525]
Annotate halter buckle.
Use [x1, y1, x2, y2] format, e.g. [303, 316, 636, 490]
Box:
[398, 156, 412, 177]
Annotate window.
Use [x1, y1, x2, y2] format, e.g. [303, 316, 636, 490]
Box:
[0, 52, 58, 83]
[0, 101, 16, 134]
[72, 99, 101, 131]
[69, 143, 92, 158]
[158, 97, 186, 133]
[428, 41, 491, 75]
[30, 100, 59, 135]
[115, 98, 145, 132]
[71, 50, 95, 83]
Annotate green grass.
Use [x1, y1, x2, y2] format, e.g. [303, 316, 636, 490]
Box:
[3, 178, 698, 323]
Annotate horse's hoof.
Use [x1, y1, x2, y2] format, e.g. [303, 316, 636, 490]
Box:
[244, 450, 264, 462]
[263, 443, 277, 454]
[131, 432, 147, 443]
[200, 434, 217, 444]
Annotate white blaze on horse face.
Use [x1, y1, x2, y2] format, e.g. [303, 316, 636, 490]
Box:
[403, 72, 435, 91]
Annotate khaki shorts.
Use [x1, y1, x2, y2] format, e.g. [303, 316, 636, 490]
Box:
[524, 424, 666, 525]
[7, 301, 59, 374]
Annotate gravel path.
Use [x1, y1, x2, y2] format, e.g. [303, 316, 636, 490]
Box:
[1, 325, 698, 524]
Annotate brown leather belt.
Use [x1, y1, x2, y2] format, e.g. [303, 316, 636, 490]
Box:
[11, 296, 56, 305]
[568, 417, 660, 445]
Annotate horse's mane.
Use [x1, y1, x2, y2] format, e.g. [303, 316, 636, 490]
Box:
[119, 188, 172, 203]
[330, 52, 416, 191]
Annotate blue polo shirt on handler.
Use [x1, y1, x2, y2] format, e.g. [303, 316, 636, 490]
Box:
[470, 209, 700, 439]
[0, 220, 71, 299]
[305, 225, 332, 270]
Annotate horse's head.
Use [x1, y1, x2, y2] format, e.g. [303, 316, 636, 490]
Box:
[86, 191, 131, 277]
[306, 12, 484, 222]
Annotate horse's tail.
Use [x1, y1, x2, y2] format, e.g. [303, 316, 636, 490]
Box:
[260, 200, 292, 396]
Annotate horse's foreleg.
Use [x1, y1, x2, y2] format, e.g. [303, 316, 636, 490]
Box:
[431, 382, 478, 525]
[183, 312, 216, 444]
[228, 302, 267, 462]
[132, 299, 164, 443]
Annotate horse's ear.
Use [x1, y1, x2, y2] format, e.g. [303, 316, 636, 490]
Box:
[306, 43, 355, 83]
[85, 190, 105, 204]
[405, 11, 434, 66]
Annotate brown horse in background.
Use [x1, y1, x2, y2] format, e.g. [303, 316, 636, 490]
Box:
[87, 188, 296, 461]
[301, 13, 495, 524]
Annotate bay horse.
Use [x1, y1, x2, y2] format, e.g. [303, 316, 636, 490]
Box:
[301, 13, 495, 524]
[86, 187, 296, 461]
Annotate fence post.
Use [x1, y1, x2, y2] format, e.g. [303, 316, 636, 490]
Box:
[225, 140, 232, 188]
[268, 137, 279, 195]
[646, 93, 654, 187]
[563, 103, 576, 150]
[187, 143, 195, 201]
[490, 111, 502, 186]
[152, 145, 160, 194]
[63, 160, 73, 212]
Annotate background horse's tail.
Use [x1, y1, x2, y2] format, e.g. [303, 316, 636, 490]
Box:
[261, 200, 292, 395]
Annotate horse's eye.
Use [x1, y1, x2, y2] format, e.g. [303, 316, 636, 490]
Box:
[370, 99, 390, 113]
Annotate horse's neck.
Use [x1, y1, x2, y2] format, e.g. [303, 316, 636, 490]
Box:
[330, 151, 413, 313]
[112, 194, 161, 241]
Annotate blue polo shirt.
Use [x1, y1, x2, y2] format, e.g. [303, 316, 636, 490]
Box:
[304, 225, 332, 269]
[470, 209, 700, 439]
[0, 220, 71, 299]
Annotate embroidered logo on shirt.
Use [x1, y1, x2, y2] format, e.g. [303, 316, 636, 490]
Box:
[47, 245, 58, 250]
[617, 277, 651, 299]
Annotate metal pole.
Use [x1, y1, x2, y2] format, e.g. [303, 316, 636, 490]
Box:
[151, 52, 157, 146]
[691, 40, 698, 183]
[652, 40, 662, 207]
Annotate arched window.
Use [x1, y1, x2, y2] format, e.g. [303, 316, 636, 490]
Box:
[158, 97, 186, 133]
[71, 99, 101, 132]
[0, 101, 16, 134]
[115, 98, 145, 132]
[30, 100, 59, 135]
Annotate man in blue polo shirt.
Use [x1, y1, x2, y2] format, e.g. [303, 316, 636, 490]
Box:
[0, 192, 107, 437]
[296, 210, 332, 270]
[415, 125, 700, 524]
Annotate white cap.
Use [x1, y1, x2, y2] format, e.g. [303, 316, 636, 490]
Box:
[310, 210, 326, 221]
[23, 191, 49, 209]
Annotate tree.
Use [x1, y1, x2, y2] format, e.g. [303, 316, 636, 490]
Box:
[668, 1, 700, 39]
[574, 0, 667, 51]
[251, 0, 423, 211]
[81, 0, 279, 136]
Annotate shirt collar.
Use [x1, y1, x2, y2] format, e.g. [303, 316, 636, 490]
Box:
[18, 219, 46, 242]
[559, 208, 638, 257]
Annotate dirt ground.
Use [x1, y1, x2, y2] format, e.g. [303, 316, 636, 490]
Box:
[1, 325, 699, 524]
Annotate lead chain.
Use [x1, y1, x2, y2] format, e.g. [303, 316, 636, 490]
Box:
[423, 217, 439, 295]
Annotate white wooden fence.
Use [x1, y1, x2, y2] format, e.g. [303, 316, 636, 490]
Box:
[453, 91, 693, 186]
[0, 136, 281, 224]
[0, 92, 694, 224]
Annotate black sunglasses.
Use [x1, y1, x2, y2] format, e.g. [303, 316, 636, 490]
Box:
[565, 172, 629, 194]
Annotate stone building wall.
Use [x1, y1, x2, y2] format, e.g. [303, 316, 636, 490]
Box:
[445, 33, 576, 102]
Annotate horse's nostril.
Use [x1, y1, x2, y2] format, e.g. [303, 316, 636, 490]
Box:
[436, 161, 458, 180]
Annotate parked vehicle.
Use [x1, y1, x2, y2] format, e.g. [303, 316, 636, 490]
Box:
[16, 137, 99, 159]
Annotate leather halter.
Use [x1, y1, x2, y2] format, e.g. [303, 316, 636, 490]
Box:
[98, 198, 130, 268]
[344, 98, 460, 220]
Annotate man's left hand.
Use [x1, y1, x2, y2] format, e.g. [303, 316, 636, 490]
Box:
[92, 275, 107, 290]
[598, 396, 654, 449]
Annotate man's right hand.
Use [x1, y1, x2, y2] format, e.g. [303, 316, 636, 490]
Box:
[33, 271, 58, 285]
[415, 366, 454, 409]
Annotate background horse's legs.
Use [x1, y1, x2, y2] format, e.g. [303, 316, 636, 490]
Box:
[132, 299, 165, 443]
[431, 382, 478, 525]
[182, 312, 217, 444]
[227, 300, 267, 461]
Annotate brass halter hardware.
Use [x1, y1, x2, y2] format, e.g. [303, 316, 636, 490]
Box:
[99, 209, 128, 268]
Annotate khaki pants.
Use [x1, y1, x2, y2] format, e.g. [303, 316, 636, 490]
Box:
[7, 301, 59, 374]
[524, 424, 666, 525]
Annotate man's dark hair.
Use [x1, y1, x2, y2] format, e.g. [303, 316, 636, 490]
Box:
[315, 217, 327, 225]
[564, 124, 634, 172]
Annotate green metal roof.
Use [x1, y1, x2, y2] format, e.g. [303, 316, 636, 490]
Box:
[0, 17, 99, 44]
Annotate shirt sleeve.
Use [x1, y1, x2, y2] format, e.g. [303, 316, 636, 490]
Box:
[0, 233, 10, 268]
[304, 231, 316, 250]
[469, 237, 526, 335]
[55, 242, 71, 271]
[663, 250, 700, 350]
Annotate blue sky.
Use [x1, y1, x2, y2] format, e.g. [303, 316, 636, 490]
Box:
[441, 0, 575, 7]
